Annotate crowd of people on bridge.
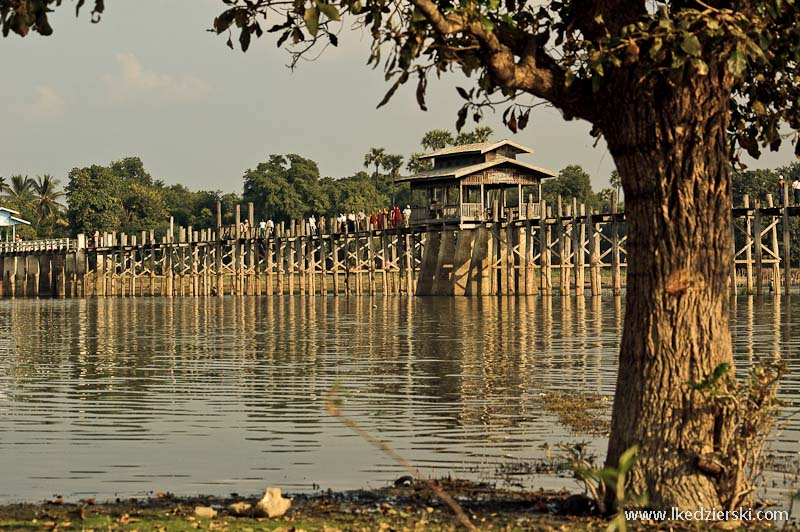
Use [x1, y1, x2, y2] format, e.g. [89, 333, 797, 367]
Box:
[251, 205, 413, 238]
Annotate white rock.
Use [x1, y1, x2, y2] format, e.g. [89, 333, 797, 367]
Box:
[254, 487, 292, 518]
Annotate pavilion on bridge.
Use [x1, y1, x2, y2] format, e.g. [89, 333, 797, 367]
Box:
[397, 140, 556, 226]
[0, 207, 31, 241]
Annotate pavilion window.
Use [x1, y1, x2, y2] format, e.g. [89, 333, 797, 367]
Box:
[522, 185, 540, 204]
[464, 186, 481, 204]
[444, 184, 459, 206]
[504, 185, 520, 208]
[411, 188, 427, 208]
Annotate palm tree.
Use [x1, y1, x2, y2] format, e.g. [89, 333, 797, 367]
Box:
[382, 154, 404, 206]
[33, 174, 65, 236]
[421, 130, 453, 151]
[6, 174, 34, 211]
[363, 147, 386, 187]
[0, 176, 8, 196]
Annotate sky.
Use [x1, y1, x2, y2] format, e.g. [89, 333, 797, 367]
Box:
[1, 0, 797, 195]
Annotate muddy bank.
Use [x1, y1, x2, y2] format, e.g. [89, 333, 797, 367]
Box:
[0, 479, 795, 531]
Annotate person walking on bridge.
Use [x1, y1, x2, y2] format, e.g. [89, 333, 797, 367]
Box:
[792, 177, 800, 205]
[403, 205, 411, 227]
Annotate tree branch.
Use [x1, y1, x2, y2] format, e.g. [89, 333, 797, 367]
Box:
[409, 0, 595, 122]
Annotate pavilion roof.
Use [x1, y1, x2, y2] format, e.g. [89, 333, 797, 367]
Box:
[417, 139, 532, 160]
[0, 206, 31, 226]
[396, 156, 556, 183]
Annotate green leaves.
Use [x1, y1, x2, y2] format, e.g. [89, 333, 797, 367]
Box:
[304, 6, 319, 36]
[728, 46, 748, 77]
[318, 3, 340, 22]
[303, 2, 339, 38]
[687, 363, 731, 393]
[680, 33, 702, 57]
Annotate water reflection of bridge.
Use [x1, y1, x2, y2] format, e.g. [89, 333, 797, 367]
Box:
[1, 296, 793, 437]
[0, 295, 796, 501]
[0, 194, 798, 298]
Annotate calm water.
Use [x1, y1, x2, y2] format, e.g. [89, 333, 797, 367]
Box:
[0, 296, 797, 505]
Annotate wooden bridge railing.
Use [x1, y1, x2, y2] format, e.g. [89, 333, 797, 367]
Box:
[0, 238, 72, 254]
[1, 188, 800, 299]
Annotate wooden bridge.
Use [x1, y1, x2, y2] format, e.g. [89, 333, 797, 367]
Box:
[0, 193, 795, 299]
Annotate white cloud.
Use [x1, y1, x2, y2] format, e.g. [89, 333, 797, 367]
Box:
[104, 52, 211, 103]
[25, 85, 66, 120]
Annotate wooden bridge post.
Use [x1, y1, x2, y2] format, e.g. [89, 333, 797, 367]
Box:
[296, 222, 303, 296]
[94, 245, 103, 297]
[265, 231, 274, 295]
[783, 181, 791, 295]
[166, 221, 174, 298]
[575, 203, 586, 296]
[611, 192, 621, 296]
[215, 201, 224, 297]
[286, 221, 294, 295]
[506, 219, 515, 295]
[381, 227, 390, 294]
[589, 211, 602, 296]
[130, 233, 137, 297]
[558, 199, 568, 295]
[277, 226, 285, 295]
[316, 226, 323, 294]
[743, 195, 754, 294]
[367, 224, 376, 295]
[540, 201, 551, 295]
[308, 225, 316, 296]
[392, 227, 401, 294]
[353, 225, 364, 295]
[754, 200, 763, 295]
[404, 231, 413, 295]
[108, 232, 117, 297]
[767, 194, 781, 294]
[328, 231, 337, 295]
[148, 230, 156, 296]
[524, 218, 536, 295]
[234, 206, 241, 296]
[248, 203, 256, 296]
[497, 219, 508, 295]
[345, 225, 353, 295]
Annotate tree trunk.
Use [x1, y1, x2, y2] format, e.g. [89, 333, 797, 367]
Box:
[602, 69, 736, 509]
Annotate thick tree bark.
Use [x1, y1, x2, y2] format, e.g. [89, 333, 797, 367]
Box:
[602, 68, 736, 509]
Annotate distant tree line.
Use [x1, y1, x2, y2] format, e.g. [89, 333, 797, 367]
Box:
[4, 131, 794, 240]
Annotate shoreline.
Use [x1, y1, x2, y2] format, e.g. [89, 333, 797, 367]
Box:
[0, 480, 796, 531]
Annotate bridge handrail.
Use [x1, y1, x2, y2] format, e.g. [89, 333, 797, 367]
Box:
[0, 238, 73, 254]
